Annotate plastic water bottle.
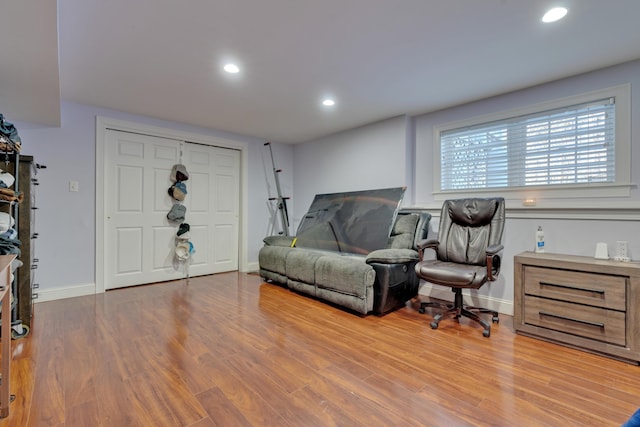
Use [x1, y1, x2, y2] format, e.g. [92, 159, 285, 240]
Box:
[535, 226, 545, 253]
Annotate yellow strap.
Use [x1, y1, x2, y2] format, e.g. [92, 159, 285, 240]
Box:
[290, 237, 297, 248]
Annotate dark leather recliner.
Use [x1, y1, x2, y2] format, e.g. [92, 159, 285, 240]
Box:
[415, 197, 505, 337]
[366, 210, 432, 314]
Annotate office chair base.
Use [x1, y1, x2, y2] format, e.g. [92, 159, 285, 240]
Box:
[418, 300, 448, 314]
[419, 291, 499, 337]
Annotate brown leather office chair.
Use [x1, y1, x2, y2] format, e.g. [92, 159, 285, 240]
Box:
[415, 197, 505, 337]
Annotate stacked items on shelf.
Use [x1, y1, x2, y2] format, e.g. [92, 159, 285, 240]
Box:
[0, 212, 20, 313]
[0, 168, 21, 262]
[0, 114, 21, 153]
[0, 212, 20, 257]
[0, 113, 28, 337]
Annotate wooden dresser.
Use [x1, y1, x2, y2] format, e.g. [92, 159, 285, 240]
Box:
[514, 251, 640, 364]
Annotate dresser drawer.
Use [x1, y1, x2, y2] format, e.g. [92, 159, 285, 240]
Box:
[524, 266, 626, 311]
[524, 296, 626, 346]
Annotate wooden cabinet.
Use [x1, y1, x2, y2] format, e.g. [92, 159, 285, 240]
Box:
[514, 251, 640, 364]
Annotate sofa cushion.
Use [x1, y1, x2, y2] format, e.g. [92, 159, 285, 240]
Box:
[386, 214, 419, 249]
[286, 250, 323, 284]
[314, 255, 375, 297]
[258, 245, 294, 276]
[366, 248, 419, 264]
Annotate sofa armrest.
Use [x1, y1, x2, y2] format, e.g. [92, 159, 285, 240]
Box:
[366, 249, 419, 265]
[367, 249, 421, 315]
[263, 235, 296, 247]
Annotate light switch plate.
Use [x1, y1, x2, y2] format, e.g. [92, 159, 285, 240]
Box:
[69, 180, 79, 192]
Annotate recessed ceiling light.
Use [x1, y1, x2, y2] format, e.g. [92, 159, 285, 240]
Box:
[542, 7, 568, 23]
[224, 63, 240, 74]
[322, 99, 335, 107]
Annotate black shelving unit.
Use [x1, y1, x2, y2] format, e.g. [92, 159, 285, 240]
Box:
[0, 150, 34, 338]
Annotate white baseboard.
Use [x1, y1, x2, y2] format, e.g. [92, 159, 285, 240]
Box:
[244, 261, 260, 273]
[32, 265, 265, 302]
[34, 283, 97, 303]
[418, 282, 513, 316]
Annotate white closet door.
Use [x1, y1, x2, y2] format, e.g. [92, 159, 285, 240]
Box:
[183, 143, 240, 275]
[105, 130, 181, 289]
[104, 130, 240, 290]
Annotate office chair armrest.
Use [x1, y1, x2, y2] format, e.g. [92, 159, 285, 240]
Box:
[486, 244, 504, 256]
[416, 238, 438, 250]
[486, 245, 504, 281]
[487, 245, 504, 255]
[486, 253, 502, 281]
[416, 239, 439, 261]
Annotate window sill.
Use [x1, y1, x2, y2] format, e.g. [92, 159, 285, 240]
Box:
[413, 199, 640, 221]
[434, 182, 633, 201]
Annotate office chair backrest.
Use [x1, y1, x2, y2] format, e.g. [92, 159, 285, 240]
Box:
[436, 198, 505, 266]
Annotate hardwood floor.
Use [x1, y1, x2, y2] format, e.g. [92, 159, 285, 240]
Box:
[2, 272, 639, 426]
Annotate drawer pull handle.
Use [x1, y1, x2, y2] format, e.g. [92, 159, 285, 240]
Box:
[539, 281, 605, 294]
[539, 311, 605, 328]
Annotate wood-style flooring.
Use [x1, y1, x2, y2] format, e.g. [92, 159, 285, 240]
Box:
[1, 272, 639, 426]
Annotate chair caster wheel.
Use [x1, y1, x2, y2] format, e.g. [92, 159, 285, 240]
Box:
[492, 316, 499, 323]
[418, 307, 426, 314]
[482, 329, 490, 337]
[430, 321, 439, 329]
[11, 324, 30, 339]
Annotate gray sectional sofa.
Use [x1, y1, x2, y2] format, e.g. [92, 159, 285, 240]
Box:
[259, 209, 431, 315]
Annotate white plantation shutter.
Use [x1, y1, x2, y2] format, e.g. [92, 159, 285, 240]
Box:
[440, 98, 615, 191]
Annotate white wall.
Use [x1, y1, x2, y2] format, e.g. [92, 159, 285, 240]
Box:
[294, 60, 640, 315]
[291, 115, 412, 231]
[15, 101, 293, 299]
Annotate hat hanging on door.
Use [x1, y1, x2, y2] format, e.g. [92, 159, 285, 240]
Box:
[170, 164, 189, 182]
[167, 204, 186, 222]
[176, 223, 190, 239]
[168, 181, 187, 201]
[175, 240, 194, 261]
[175, 241, 191, 260]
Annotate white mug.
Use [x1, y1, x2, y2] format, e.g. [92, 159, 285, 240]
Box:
[594, 242, 609, 260]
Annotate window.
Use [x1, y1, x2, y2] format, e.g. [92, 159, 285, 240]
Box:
[434, 85, 631, 201]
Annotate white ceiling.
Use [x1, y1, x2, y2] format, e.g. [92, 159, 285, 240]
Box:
[2, 0, 640, 143]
